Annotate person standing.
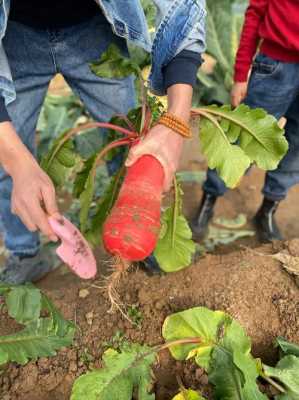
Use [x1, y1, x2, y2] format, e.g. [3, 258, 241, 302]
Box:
[191, 0, 299, 243]
[0, 0, 206, 284]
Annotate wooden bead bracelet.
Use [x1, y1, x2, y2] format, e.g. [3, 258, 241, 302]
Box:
[157, 112, 192, 138]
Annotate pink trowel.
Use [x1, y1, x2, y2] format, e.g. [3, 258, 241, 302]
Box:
[48, 216, 97, 279]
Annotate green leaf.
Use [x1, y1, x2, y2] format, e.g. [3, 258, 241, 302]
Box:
[206, 0, 234, 73]
[0, 283, 13, 295]
[203, 105, 288, 170]
[196, 0, 244, 104]
[176, 171, 207, 185]
[85, 166, 125, 247]
[71, 344, 155, 400]
[90, 44, 140, 79]
[172, 389, 205, 400]
[56, 144, 77, 168]
[41, 293, 75, 337]
[162, 307, 228, 370]
[0, 285, 75, 366]
[41, 132, 80, 189]
[162, 307, 267, 400]
[210, 320, 267, 400]
[275, 337, 299, 358]
[154, 181, 195, 272]
[0, 318, 75, 365]
[5, 285, 41, 325]
[198, 104, 288, 188]
[79, 172, 96, 231]
[37, 94, 84, 160]
[73, 155, 96, 198]
[199, 115, 250, 188]
[264, 356, 299, 400]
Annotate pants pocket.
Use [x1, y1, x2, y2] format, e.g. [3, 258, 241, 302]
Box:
[252, 53, 281, 78]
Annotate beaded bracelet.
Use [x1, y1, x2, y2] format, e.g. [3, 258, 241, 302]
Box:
[157, 112, 192, 139]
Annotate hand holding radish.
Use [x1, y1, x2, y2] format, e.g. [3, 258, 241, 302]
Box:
[126, 124, 184, 192]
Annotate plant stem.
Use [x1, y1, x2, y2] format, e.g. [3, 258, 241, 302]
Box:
[47, 121, 138, 166]
[191, 108, 231, 145]
[171, 176, 179, 248]
[154, 337, 201, 353]
[94, 138, 133, 171]
[121, 337, 201, 375]
[138, 71, 148, 134]
[192, 107, 268, 150]
[262, 375, 286, 394]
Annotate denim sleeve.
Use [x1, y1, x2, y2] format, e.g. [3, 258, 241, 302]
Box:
[152, 0, 206, 56]
[0, 97, 11, 122]
[0, 42, 16, 106]
[149, 0, 206, 95]
[163, 50, 202, 89]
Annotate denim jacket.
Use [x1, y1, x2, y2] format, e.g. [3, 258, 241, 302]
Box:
[0, 0, 206, 104]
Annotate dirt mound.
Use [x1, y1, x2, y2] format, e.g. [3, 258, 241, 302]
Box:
[0, 243, 298, 400]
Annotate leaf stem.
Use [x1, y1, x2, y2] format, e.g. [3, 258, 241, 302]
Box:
[262, 375, 286, 394]
[171, 176, 179, 248]
[154, 337, 201, 353]
[47, 121, 138, 167]
[191, 108, 231, 146]
[193, 107, 269, 151]
[126, 337, 201, 370]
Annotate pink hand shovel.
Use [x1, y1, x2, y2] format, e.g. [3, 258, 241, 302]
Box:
[48, 216, 97, 279]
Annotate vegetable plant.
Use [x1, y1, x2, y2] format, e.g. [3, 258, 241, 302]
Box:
[0, 283, 75, 365]
[41, 43, 287, 315]
[71, 306, 299, 400]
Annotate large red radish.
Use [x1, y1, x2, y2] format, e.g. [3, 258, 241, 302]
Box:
[103, 155, 164, 261]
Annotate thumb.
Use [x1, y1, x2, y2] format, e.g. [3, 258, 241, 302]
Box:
[125, 146, 143, 167]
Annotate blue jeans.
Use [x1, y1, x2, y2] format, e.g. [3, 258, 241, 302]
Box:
[204, 53, 299, 201]
[0, 15, 135, 256]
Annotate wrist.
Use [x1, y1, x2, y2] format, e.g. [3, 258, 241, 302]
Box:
[0, 122, 36, 177]
[158, 113, 192, 139]
[167, 84, 193, 123]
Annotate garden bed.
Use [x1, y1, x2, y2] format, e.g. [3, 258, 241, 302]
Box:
[1, 237, 298, 399]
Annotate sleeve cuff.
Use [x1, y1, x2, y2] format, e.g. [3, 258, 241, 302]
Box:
[0, 97, 11, 123]
[234, 68, 250, 83]
[163, 50, 202, 90]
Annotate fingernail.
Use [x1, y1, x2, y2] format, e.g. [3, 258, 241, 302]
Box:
[50, 235, 58, 242]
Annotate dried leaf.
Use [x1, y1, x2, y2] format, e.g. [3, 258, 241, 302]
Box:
[79, 289, 90, 299]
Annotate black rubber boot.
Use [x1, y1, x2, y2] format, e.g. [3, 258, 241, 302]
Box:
[190, 192, 217, 241]
[253, 197, 283, 243]
[138, 254, 163, 276]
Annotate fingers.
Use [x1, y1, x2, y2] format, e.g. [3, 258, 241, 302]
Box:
[32, 198, 58, 242]
[41, 183, 59, 217]
[231, 95, 241, 109]
[12, 190, 59, 242]
[12, 205, 37, 232]
[125, 144, 146, 167]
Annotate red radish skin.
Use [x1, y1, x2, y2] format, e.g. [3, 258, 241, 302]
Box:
[103, 155, 165, 261]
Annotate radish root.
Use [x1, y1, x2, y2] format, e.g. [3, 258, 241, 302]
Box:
[93, 256, 133, 323]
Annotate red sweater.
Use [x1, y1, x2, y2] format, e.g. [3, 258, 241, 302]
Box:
[234, 0, 299, 82]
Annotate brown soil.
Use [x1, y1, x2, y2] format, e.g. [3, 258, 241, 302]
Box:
[0, 240, 298, 400]
[0, 75, 299, 399]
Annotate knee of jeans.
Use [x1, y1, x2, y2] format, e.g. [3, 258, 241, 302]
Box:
[0, 166, 10, 182]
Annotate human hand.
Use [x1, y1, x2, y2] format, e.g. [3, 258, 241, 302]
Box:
[231, 81, 248, 108]
[125, 124, 184, 192]
[11, 159, 60, 241]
